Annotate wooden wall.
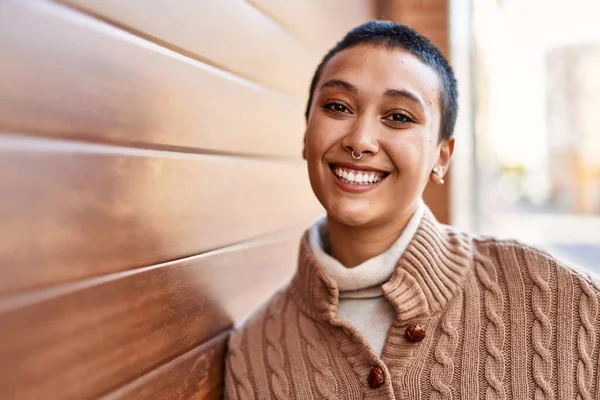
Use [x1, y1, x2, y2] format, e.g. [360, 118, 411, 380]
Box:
[0, 1, 375, 399]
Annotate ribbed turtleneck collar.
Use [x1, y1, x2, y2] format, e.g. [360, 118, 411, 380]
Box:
[289, 207, 474, 324]
[307, 200, 425, 298]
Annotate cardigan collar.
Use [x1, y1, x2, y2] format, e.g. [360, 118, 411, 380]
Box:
[307, 199, 425, 298]
[289, 207, 474, 324]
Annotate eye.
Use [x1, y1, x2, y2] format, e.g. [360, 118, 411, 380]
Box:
[384, 113, 414, 124]
[322, 101, 352, 115]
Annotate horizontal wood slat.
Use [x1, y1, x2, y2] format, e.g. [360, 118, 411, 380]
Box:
[103, 331, 228, 400]
[0, 134, 320, 295]
[0, 235, 298, 400]
[247, 0, 375, 53]
[57, 0, 319, 97]
[0, 0, 305, 158]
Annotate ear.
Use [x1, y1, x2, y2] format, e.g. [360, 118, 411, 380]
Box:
[302, 132, 307, 160]
[433, 137, 455, 178]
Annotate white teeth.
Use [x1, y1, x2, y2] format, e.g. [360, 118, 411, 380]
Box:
[332, 165, 385, 185]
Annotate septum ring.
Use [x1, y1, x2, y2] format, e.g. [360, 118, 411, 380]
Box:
[351, 150, 363, 160]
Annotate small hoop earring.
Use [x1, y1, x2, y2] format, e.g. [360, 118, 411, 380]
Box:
[351, 150, 363, 160]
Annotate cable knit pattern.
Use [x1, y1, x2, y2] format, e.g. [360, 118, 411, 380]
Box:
[224, 356, 239, 400]
[226, 329, 254, 399]
[264, 292, 289, 399]
[224, 207, 600, 399]
[430, 291, 463, 399]
[524, 250, 554, 399]
[474, 252, 506, 400]
[298, 312, 340, 400]
[577, 277, 598, 400]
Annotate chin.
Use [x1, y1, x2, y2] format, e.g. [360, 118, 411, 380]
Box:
[326, 198, 378, 227]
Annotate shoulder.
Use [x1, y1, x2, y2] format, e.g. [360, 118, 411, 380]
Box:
[227, 287, 292, 353]
[224, 287, 296, 399]
[472, 233, 600, 295]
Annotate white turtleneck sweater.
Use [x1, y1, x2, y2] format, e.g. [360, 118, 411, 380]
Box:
[308, 200, 425, 356]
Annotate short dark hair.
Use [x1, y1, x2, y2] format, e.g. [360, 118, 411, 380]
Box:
[305, 20, 458, 141]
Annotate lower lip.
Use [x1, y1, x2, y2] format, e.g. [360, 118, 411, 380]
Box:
[330, 167, 386, 193]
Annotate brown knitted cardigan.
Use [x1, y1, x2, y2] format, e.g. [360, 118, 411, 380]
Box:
[224, 208, 600, 399]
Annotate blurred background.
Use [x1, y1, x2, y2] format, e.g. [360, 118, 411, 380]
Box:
[469, 0, 600, 273]
[0, 0, 598, 398]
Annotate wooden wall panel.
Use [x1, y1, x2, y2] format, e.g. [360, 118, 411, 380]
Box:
[103, 332, 227, 400]
[0, 0, 305, 158]
[0, 134, 320, 295]
[248, 0, 377, 53]
[0, 236, 298, 400]
[57, 0, 320, 97]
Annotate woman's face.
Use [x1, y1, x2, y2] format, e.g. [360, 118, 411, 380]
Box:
[304, 44, 453, 228]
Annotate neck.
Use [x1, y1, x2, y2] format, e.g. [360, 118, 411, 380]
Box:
[326, 205, 418, 268]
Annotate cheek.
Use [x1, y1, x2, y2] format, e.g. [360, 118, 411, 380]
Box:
[386, 133, 429, 176]
[305, 131, 326, 163]
[305, 116, 346, 159]
[304, 122, 331, 200]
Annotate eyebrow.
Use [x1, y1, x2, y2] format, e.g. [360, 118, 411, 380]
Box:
[319, 79, 358, 94]
[319, 79, 426, 113]
[384, 89, 426, 113]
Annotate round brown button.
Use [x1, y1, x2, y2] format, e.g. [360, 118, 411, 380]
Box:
[405, 324, 426, 342]
[367, 366, 385, 389]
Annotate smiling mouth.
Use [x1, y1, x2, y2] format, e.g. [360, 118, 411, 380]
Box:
[329, 164, 389, 186]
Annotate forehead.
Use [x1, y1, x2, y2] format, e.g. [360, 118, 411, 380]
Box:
[317, 44, 441, 107]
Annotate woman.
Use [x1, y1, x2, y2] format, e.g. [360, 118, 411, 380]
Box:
[225, 21, 600, 399]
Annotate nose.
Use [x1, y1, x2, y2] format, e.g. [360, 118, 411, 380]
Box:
[341, 116, 379, 158]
